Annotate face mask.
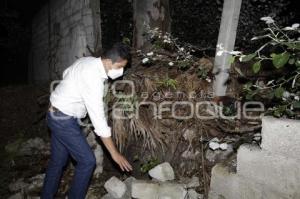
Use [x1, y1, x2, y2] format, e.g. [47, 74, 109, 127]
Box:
[107, 67, 124, 79]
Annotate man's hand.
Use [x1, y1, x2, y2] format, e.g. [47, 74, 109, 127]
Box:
[111, 151, 133, 172]
[100, 136, 133, 172]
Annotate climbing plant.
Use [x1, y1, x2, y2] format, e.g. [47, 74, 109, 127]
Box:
[231, 17, 300, 119]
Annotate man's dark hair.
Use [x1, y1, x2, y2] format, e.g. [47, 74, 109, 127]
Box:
[102, 43, 131, 63]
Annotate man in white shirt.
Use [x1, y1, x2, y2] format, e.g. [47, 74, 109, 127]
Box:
[41, 43, 132, 199]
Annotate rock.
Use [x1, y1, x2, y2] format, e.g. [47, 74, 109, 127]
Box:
[132, 180, 159, 199]
[86, 187, 102, 199]
[209, 142, 220, 150]
[9, 178, 29, 192]
[158, 183, 187, 199]
[101, 193, 115, 199]
[26, 196, 40, 199]
[253, 133, 261, 137]
[253, 133, 261, 141]
[19, 137, 47, 155]
[94, 145, 104, 177]
[180, 176, 200, 188]
[205, 144, 234, 163]
[148, 162, 175, 182]
[7, 192, 23, 199]
[219, 143, 228, 150]
[187, 189, 203, 199]
[86, 132, 97, 147]
[27, 174, 45, 192]
[123, 177, 136, 198]
[210, 137, 220, 143]
[104, 176, 127, 198]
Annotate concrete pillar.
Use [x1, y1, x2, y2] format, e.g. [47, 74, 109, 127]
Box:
[213, 0, 242, 97]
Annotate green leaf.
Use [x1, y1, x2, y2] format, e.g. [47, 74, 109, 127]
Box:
[292, 101, 300, 109]
[245, 94, 253, 100]
[252, 61, 261, 73]
[240, 53, 257, 62]
[274, 109, 284, 117]
[285, 109, 295, 117]
[282, 42, 300, 50]
[122, 37, 131, 45]
[229, 55, 235, 64]
[266, 91, 275, 99]
[295, 60, 300, 67]
[272, 52, 290, 68]
[274, 87, 285, 98]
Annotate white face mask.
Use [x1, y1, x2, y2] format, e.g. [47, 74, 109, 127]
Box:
[107, 67, 124, 79]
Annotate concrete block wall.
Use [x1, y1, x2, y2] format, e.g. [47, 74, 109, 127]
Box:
[28, 0, 101, 83]
[209, 116, 300, 199]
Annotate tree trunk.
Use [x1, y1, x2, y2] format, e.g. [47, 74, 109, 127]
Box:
[133, 0, 171, 50]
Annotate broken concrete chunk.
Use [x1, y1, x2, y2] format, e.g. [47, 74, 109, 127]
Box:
[148, 162, 175, 182]
[101, 193, 116, 199]
[209, 142, 220, 150]
[27, 174, 45, 192]
[187, 189, 203, 199]
[132, 180, 159, 199]
[219, 143, 228, 150]
[93, 145, 104, 178]
[104, 176, 127, 198]
[210, 137, 220, 143]
[9, 178, 29, 192]
[7, 192, 23, 199]
[158, 183, 187, 199]
[123, 177, 136, 198]
[19, 137, 47, 155]
[206, 144, 234, 163]
[180, 176, 200, 188]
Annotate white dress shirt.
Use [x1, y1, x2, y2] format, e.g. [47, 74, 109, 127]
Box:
[50, 56, 111, 137]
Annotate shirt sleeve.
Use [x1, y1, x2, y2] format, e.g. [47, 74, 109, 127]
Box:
[79, 65, 111, 137]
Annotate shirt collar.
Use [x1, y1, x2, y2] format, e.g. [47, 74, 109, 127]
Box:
[98, 57, 108, 79]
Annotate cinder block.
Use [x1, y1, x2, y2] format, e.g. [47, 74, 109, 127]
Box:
[261, 116, 300, 160]
[158, 183, 187, 199]
[131, 180, 159, 199]
[238, 177, 291, 199]
[209, 164, 240, 199]
[209, 163, 296, 199]
[237, 144, 300, 195]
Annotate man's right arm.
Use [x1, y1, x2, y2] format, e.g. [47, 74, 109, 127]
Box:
[79, 65, 132, 171]
[101, 137, 132, 172]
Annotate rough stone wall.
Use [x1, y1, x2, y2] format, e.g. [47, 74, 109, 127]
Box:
[28, 0, 101, 83]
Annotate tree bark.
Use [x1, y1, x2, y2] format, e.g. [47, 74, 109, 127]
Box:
[133, 0, 171, 50]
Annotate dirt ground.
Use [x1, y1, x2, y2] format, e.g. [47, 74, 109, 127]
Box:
[0, 84, 149, 198]
[0, 84, 50, 197]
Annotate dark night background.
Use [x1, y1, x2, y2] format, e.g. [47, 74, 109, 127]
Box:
[0, 0, 300, 198]
[0, 0, 299, 86]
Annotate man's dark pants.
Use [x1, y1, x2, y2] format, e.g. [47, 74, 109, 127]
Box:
[41, 110, 96, 199]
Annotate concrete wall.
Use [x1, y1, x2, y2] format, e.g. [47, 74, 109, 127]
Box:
[28, 0, 101, 83]
[209, 116, 300, 199]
